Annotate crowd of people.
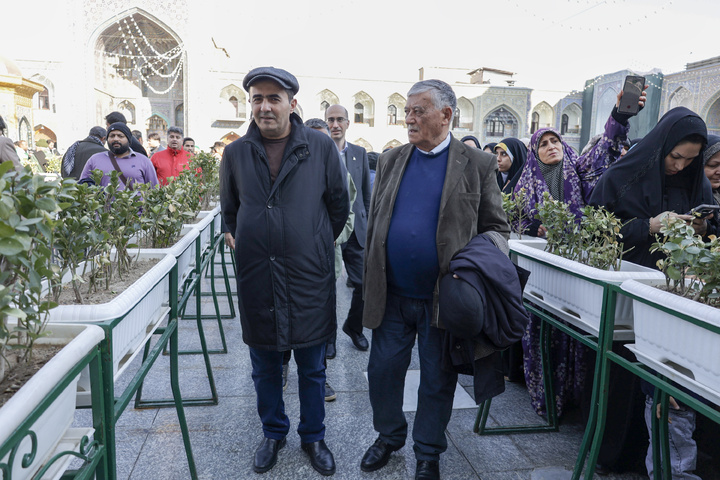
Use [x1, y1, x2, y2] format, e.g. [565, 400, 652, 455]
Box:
[0, 109, 225, 189]
[218, 67, 720, 480]
[2, 63, 718, 479]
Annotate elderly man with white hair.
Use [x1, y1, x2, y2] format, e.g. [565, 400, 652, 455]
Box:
[360, 79, 510, 480]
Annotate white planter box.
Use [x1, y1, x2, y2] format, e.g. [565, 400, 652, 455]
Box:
[135, 225, 199, 285]
[47, 251, 175, 381]
[0, 324, 104, 480]
[185, 205, 221, 254]
[510, 239, 665, 340]
[622, 279, 720, 404]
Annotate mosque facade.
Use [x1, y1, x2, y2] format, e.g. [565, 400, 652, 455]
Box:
[4, 1, 719, 155]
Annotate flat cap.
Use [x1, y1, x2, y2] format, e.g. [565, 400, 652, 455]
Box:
[243, 67, 299, 95]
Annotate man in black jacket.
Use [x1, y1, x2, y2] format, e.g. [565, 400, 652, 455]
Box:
[325, 104, 372, 357]
[61, 126, 107, 179]
[221, 67, 349, 476]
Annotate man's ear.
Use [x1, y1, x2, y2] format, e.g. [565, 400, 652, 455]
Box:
[290, 98, 298, 113]
[441, 106, 453, 126]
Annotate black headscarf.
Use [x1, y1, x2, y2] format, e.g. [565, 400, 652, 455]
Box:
[483, 142, 497, 152]
[704, 135, 720, 166]
[461, 135, 481, 149]
[589, 107, 712, 268]
[495, 137, 527, 194]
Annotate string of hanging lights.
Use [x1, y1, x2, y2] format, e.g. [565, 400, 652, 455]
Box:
[107, 16, 185, 95]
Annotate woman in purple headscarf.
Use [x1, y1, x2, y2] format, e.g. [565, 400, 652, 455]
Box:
[513, 88, 646, 418]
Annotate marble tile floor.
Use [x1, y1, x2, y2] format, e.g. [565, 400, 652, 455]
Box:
[68, 257, 713, 480]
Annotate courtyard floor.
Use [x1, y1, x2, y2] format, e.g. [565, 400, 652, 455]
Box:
[70, 249, 718, 480]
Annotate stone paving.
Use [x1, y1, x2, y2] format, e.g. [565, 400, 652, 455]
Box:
[70, 251, 717, 479]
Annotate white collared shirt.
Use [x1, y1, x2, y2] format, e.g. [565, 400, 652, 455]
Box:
[416, 133, 452, 155]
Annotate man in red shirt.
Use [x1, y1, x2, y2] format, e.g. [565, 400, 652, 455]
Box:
[151, 126, 191, 185]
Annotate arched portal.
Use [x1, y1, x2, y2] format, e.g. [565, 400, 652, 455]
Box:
[93, 10, 185, 129]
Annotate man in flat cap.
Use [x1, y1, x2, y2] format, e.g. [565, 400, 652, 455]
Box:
[221, 67, 349, 476]
[360, 79, 509, 480]
[80, 122, 158, 189]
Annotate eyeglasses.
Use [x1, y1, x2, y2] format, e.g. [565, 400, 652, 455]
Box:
[326, 117, 348, 124]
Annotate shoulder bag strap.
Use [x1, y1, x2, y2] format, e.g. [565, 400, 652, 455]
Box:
[108, 152, 132, 188]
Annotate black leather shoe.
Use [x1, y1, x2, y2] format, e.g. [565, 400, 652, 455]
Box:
[325, 342, 336, 359]
[595, 463, 611, 476]
[342, 324, 369, 351]
[301, 439, 336, 476]
[253, 437, 286, 473]
[360, 437, 403, 472]
[415, 460, 440, 480]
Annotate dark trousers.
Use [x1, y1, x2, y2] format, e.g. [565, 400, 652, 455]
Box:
[341, 232, 365, 336]
[367, 292, 458, 461]
[250, 343, 327, 443]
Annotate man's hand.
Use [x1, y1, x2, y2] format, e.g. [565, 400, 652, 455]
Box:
[224, 232, 235, 249]
[656, 396, 680, 420]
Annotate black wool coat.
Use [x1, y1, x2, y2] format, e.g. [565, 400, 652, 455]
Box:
[221, 113, 349, 351]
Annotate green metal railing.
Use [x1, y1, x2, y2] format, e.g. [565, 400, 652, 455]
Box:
[480, 245, 720, 479]
[0, 341, 108, 479]
[587, 284, 720, 480]
[83, 264, 199, 479]
[473, 248, 653, 480]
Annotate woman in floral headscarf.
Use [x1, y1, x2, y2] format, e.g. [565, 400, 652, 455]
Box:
[513, 88, 645, 419]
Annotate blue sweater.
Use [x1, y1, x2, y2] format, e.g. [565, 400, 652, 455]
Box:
[386, 145, 449, 299]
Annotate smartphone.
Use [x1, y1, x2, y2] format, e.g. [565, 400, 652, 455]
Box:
[686, 204, 720, 218]
[618, 75, 646, 115]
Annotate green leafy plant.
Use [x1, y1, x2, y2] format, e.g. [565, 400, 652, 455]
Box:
[101, 171, 144, 280]
[0, 163, 61, 381]
[651, 215, 720, 306]
[137, 171, 197, 248]
[576, 205, 625, 270]
[535, 192, 579, 259]
[535, 192, 626, 270]
[502, 187, 530, 238]
[51, 176, 109, 303]
[43, 154, 62, 174]
[189, 152, 220, 210]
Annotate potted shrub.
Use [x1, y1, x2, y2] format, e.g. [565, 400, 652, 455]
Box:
[621, 216, 720, 401]
[0, 163, 106, 479]
[510, 193, 664, 338]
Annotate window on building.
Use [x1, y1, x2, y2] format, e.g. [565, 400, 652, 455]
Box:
[531, 112, 539, 134]
[175, 104, 184, 129]
[229, 96, 239, 117]
[38, 87, 50, 110]
[147, 114, 168, 137]
[453, 108, 460, 129]
[561, 114, 569, 135]
[387, 105, 397, 125]
[321, 101, 330, 115]
[354, 103, 364, 124]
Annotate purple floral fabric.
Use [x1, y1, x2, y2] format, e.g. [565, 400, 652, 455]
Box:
[514, 115, 629, 230]
[514, 114, 629, 417]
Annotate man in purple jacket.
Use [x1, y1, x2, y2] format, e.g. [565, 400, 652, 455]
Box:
[81, 122, 158, 189]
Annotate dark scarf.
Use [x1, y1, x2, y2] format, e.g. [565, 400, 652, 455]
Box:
[62, 135, 104, 176]
[590, 107, 709, 222]
[461, 135, 481, 148]
[495, 137, 527, 194]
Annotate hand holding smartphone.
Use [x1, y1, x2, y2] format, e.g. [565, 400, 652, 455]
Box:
[686, 204, 720, 218]
[618, 75, 646, 115]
